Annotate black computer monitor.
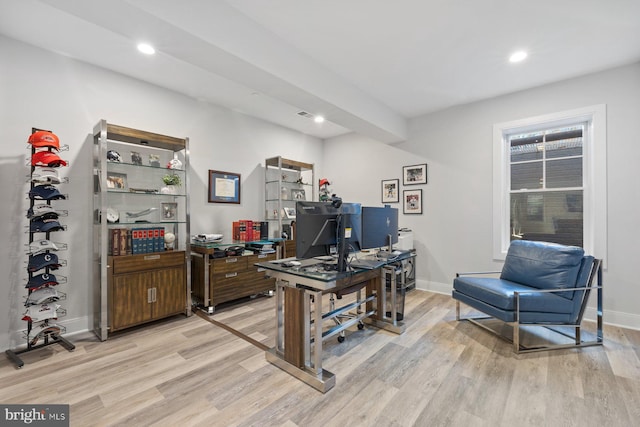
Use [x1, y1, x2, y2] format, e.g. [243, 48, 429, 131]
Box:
[361, 205, 399, 250]
[295, 201, 362, 271]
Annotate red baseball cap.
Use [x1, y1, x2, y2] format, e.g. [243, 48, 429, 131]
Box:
[28, 131, 60, 150]
[31, 151, 67, 167]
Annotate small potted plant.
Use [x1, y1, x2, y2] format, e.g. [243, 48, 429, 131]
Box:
[161, 173, 182, 194]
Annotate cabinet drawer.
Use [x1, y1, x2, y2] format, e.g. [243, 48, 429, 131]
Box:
[211, 256, 248, 274]
[248, 253, 277, 265]
[211, 271, 255, 303]
[113, 251, 185, 274]
[210, 275, 274, 305]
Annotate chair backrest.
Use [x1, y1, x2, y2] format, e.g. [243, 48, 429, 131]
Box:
[500, 240, 585, 299]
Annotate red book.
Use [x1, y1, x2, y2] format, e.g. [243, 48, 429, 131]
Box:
[232, 221, 240, 241]
[240, 220, 253, 241]
[159, 228, 165, 251]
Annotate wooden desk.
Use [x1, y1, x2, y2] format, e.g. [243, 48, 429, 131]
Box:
[257, 256, 410, 392]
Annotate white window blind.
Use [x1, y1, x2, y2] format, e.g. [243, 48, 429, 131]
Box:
[509, 125, 584, 247]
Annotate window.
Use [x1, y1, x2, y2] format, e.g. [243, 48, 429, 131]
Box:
[509, 125, 584, 246]
[493, 106, 607, 260]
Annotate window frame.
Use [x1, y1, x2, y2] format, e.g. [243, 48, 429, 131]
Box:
[492, 105, 607, 261]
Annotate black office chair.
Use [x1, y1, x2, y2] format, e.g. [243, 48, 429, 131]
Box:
[329, 282, 366, 342]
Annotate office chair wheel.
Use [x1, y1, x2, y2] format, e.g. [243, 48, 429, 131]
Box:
[357, 323, 364, 330]
[337, 335, 345, 343]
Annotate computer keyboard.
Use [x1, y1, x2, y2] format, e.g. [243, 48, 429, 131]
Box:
[377, 249, 409, 259]
[350, 259, 386, 270]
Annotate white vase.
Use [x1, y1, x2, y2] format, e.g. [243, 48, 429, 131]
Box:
[160, 185, 176, 194]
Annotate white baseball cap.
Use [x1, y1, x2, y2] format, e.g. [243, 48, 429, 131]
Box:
[29, 324, 62, 346]
[25, 287, 60, 306]
[29, 239, 60, 255]
[22, 303, 60, 322]
[31, 167, 61, 184]
[27, 204, 58, 220]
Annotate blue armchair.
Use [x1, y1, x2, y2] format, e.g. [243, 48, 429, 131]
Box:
[452, 240, 602, 353]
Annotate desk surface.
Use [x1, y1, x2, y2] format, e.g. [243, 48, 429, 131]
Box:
[256, 251, 414, 291]
[191, 239, 282, 253]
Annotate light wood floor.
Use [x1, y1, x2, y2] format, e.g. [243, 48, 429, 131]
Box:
[1, 290, 639, 427]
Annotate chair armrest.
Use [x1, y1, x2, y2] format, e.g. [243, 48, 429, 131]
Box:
[513, 285, 602, 295]
[514, 284, 603, 325]
[456, 271, 501, 277]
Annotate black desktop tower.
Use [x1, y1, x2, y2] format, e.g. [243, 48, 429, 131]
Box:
[282, 224, 291, 239]
[260, 221, 269, 240]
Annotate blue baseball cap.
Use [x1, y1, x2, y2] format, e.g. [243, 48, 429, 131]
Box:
[29, 184, 66, 201]
[30, 218, 64, 233]
[28, 253, 61, 272]
[26, 273, 59, 289]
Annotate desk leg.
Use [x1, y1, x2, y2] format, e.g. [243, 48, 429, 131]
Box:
[275, 279, 285, 353]
[203, 253, 211, 311]
[305, 289, 323, 376]
[192, 253, 213, 313]
[266, 284, 336, 393]
[364, 266, 406, 334]
[389, 266, 397, 327]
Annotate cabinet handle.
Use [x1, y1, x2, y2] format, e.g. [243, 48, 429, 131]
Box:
[225, 272, 238, 278]
[152, 287, 157, 303]
[258, 254, 267, 259]
[144, 255, 161, 261]
[225, 258, 238, 263]
[148, 288, 153, 304]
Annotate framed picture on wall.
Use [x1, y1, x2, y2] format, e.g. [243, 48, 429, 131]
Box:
[208, 170, 241, 203]
[381, 179, 399, 203]
[403, 189, 423, 214]
[403, 163, 427, 185]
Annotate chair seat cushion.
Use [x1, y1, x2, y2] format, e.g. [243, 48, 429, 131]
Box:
[453, 276, 573, 314]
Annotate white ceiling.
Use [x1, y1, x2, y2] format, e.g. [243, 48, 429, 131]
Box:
[2, 0, 639, 143]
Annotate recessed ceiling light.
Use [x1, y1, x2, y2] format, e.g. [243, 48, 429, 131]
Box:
[314, 115, 325, 124]
[509, 50, 527, 63]
[137, 43, 156, 55]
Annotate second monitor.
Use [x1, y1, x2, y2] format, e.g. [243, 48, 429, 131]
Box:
[361, 205, 399, 250]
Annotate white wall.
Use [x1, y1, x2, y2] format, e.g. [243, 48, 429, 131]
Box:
[325, 62, 640, 329]
[0, 35, 323, 350]
[322, 133, 430, 260]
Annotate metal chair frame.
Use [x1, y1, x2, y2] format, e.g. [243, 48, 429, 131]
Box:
[455, 259, 603, 354]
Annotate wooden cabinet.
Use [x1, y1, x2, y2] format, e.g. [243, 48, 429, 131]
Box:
[191, 250, 276, 312]
[93, 120, 191, 340]
[109, 251, 186, 331]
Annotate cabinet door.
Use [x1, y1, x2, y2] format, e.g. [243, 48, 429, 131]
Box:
[152, 265, 186, 319]
[112, 272, 154, 330]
